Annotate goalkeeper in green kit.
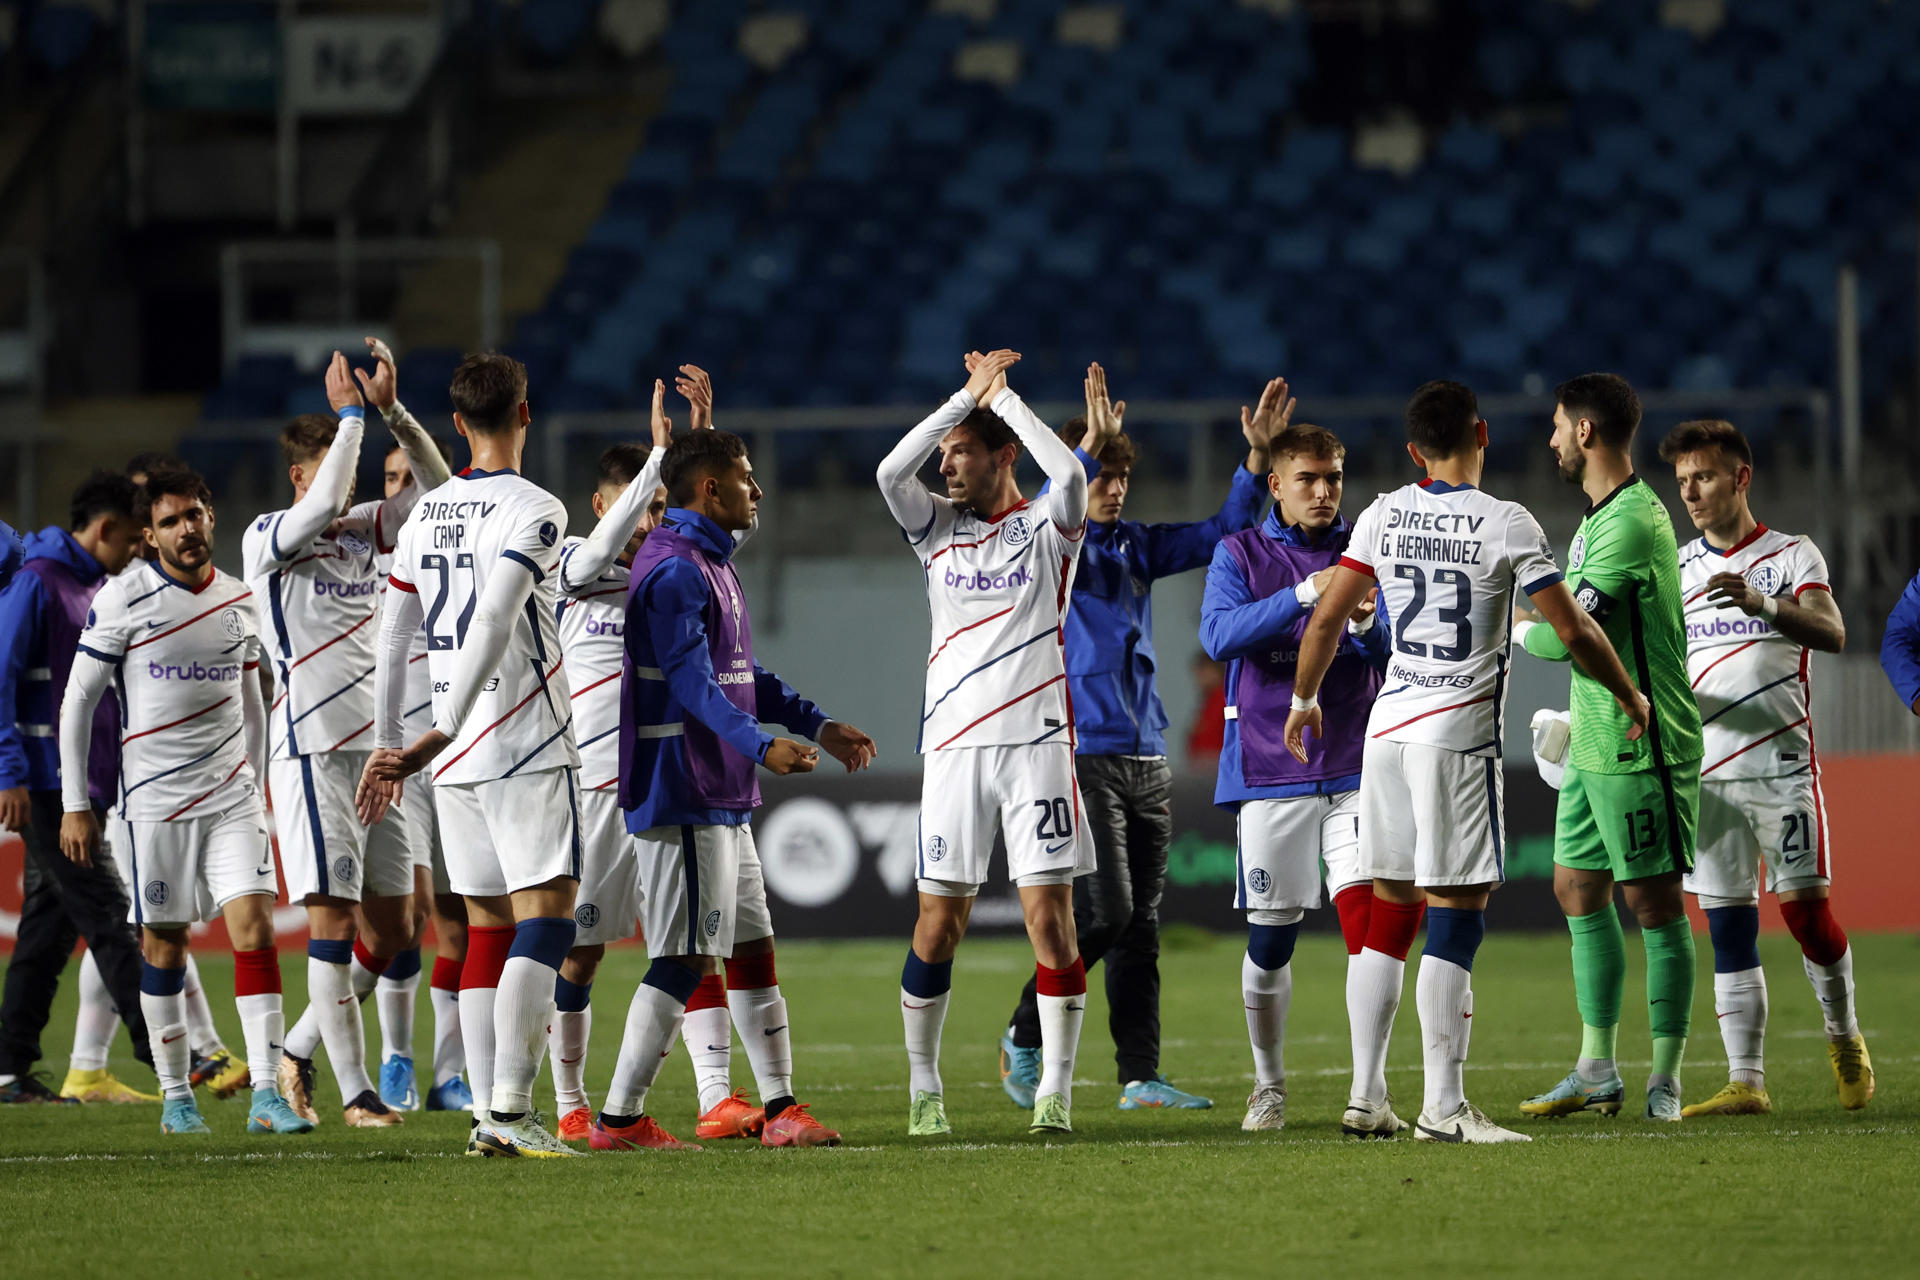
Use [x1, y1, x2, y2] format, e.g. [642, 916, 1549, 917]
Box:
[1510, 373, 1704, 1123]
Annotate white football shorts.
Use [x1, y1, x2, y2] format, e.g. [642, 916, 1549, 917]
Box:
[432, 766, 583, 898]
[400, 767, 450, 895]
[121, 789, 274, 928]
[633, 822, 772, 959]
[1686, 772, 1831, 903]
[915, 742, 1096, 896]
[571, 788, 641, 946]
[1358, 738, 1506, 888]
[1236, 790, 1363, 921]
[270, 752, 415, 903]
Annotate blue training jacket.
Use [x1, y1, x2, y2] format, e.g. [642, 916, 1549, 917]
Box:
[1051, 449, 1266, 756]
[1881, 570, 1920, 712]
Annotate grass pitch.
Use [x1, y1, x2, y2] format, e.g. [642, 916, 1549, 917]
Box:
[2, 930, 1914, 1279]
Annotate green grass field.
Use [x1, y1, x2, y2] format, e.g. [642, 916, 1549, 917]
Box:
[2, 929, 1914, 1278]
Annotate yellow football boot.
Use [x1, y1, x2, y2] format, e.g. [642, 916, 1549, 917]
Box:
[1829, 1034, 1875, 1110]
[60, 1068, 161, 1104]
[1680, 1080, 1772, 1117]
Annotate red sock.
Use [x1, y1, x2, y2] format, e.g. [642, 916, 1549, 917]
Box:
[1035, 957, 1087, 997]
[686, 973, 728, 1012]
[724, 952, 776, 992]
[461, 925, 514, 991]
[1362, 898, 1425, 961]
[1779, 898, 1849, 966]
[1333, 885, 1374, 956]
[430, 954, 463, 992]
[351, 938, 391, 976]
[232, 947, 282, 996]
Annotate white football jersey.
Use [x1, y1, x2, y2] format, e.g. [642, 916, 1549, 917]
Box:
[388, 469, 579, 786]
[1343, 479, 1562, 756]
[76, 562, 264, 821]
[912, 491, 1085, 752]
[244, 499, 392, 758]
[555, 536, 628, 793]
[1680, 525, 1829, 780]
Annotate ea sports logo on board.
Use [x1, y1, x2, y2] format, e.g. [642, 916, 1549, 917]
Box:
[220, 608, 245, 641]
[1002, 514, 1032, 548]
[1248, 868, 1271, 895]
[1746, 563, 1782, 597]
[575, 903, 600, 930]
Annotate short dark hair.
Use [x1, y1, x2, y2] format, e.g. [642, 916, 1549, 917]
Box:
[1405, 380, 1482, 460]
[1270, 423, 1346, 466]
[135, 466, 213, 526]
[280, 414, 338, 467]
[597, 442, 652, 489]
[1659, 419, 1752, 471]
[386, 437, 457, 466]
[662, 430, 749, 506]
[951, 408, 1018, 455]
[1556, 372, 1641, 450]
[449, 352, 528, 434]
[124, 451, 180, 480]
[1057, 417, 1137, 470]
[69, 470, 138, 532]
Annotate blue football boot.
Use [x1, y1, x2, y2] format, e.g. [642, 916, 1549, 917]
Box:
[998, 1033, 1039, 1109]
[380, 1055, 421, 1111]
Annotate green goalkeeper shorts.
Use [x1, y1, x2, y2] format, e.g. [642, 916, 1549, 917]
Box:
[1554, 761, 1700, 881]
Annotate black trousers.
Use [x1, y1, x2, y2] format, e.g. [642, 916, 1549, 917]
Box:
[1008, 755, 1172, 1084]
[0, 794, 151, 1076]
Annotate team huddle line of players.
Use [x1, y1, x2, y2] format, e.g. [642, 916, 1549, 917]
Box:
[0, 344, 1874, 1153]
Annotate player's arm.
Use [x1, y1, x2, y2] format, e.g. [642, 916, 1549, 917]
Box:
[353, 340, 453, 546]
[1704, 572, 1845, 653]
[1199, 541, 1314, 661]
[640, 562, 816, 776]
[249, 354, 367, 574]
[56, 590, 129, 865]
[750, 664, 877, 773]
[876, 383, 985, 539]
[0, 573, 45, 829]
[1282, 564, 1375, 762]
[357, 560, 425, 825]
[991, 382, 1087, 531]
[1523, 579, 1650, 738]
[1881, 571, 1920, 714]
[1149, 375, 1289, 576]
[560, 379, 676, 595]
[240, 648, 267, 778]
[1347, 587, 1391, 670]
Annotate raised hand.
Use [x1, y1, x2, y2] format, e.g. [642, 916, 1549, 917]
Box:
[818, 720, 878, 773]
[1083, 362, 1125, 454]
[325, 350, 364, 413]
[356, 337, 399, 409]
[650, 378, 673, 449]
[677, 364, 714, 431]
[1241, 376, 1296, 454]
[963, 349, 1020, 404]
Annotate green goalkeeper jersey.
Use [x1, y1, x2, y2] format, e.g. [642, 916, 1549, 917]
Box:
[1521, 475, 1702, 774]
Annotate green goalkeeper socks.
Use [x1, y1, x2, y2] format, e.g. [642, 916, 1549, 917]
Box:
[1643, 916, 1695, 1079]
[1568, 908, 1626, 1078]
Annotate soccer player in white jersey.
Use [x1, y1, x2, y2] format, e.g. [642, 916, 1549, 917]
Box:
[358, 352, 584, 1158]
[1659, 419, 1873, 1113]
[56, 467, 312, 1136]
[878, 349, 1095, 1137]
[1283, 380, 1649, 1144]
[376, 433, 474, 1112]
[247, 348, 450, 1128]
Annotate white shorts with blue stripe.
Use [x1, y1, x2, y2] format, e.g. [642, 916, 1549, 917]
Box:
[1357, 737, 1506, 888]
[633, 822, 773, 959]
[432, 766, 584, 898]
[269, 751, 416, 904]
[119, 789, 274, 928]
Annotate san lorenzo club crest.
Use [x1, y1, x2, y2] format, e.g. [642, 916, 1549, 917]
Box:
[1002, 515, 1032, 548]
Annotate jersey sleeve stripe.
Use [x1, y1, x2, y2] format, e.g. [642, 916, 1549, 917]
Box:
[288, 611, 375, 670]
[927, 605, 1014, 667]
[125, 591, 254, 651]
[1688, 638, 1760, 689]
[906, 506, 939, 546]
[1369, 693, 1495, 739]
[501, 549, 545, 581]
[389, 574, 417, 593]
[121, 696, 232, 745]
[933, 672, 1067, 750]
[1794, 583, 1831, 597]
[77, 643, 124, 666]
[1338, 554, 1373, 576]
[1701, 716, 1809, 776]
[1522, 570, 1564, 594]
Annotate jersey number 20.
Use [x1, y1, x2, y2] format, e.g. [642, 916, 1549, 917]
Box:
[1393, 564, 1474, 661]
[422, 552, 477, 651]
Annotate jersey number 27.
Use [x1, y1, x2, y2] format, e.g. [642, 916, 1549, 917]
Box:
[422, 552, 477, 650]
